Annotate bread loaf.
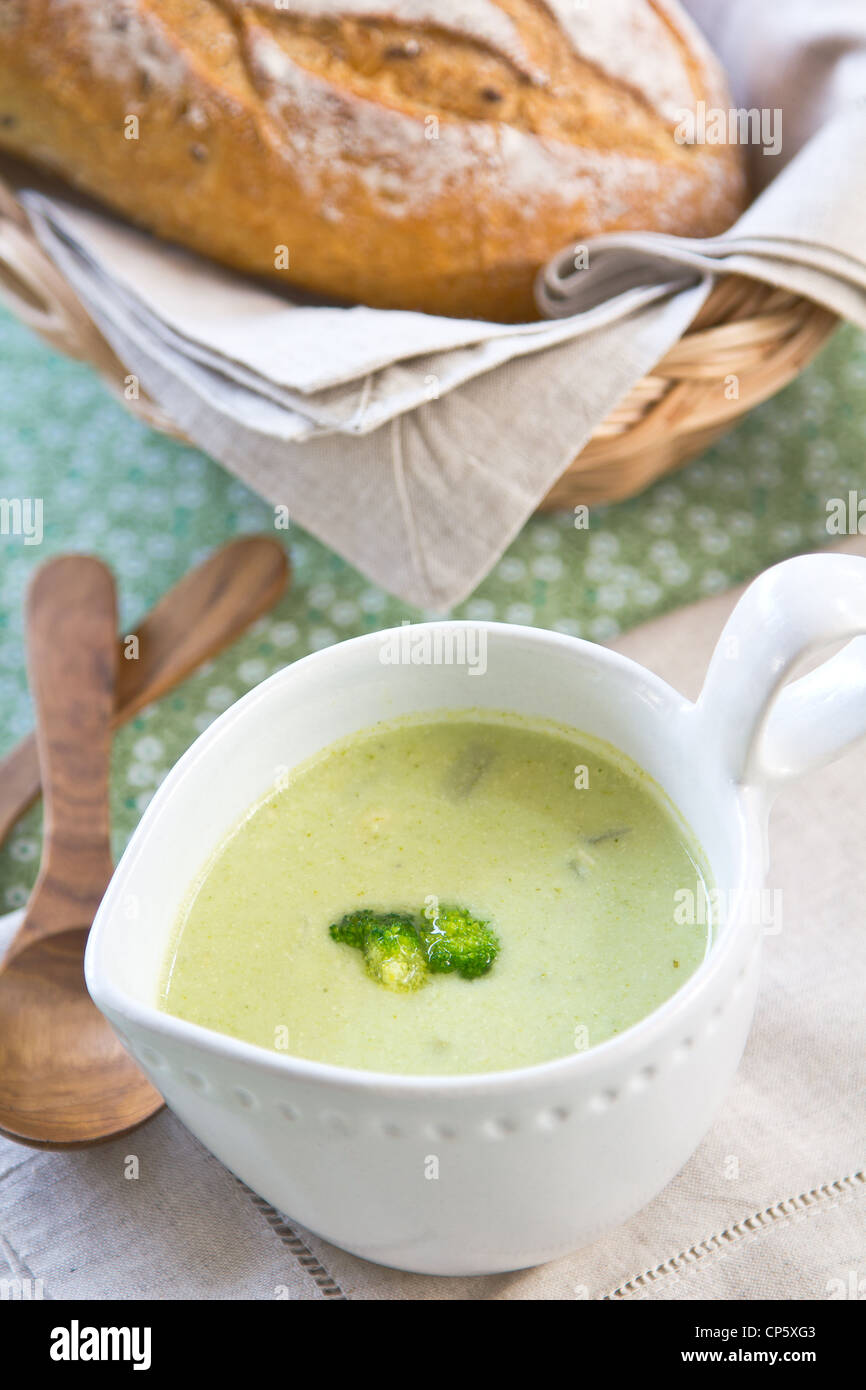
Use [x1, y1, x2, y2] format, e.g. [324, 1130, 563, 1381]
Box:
[0, 1, 746, 321]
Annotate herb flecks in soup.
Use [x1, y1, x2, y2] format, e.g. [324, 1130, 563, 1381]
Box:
[160, 715, 712, 1075]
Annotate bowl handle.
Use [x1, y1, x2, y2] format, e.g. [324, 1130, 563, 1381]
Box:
[696, 553, 866, 792]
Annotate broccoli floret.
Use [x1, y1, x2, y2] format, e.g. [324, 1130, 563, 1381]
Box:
[329, 910, 428, 991]
[363, 916, 428, 991]
[330, 909, 384, 950]
[329, 904, 500, 988]
[419, 904, 499, 979]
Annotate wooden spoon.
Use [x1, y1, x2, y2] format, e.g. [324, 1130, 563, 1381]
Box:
[0, 537, 291, 1146]
[0, 557, 163, 1146]
[0, 534, 290, 847]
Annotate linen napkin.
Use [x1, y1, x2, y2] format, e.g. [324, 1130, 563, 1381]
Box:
[16, 193, 709, 609]
[4, 2, 866, 607]
[1, 545, 864, 1301]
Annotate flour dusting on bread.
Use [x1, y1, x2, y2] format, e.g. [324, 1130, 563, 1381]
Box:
[246, 0, 545, 84]
[546, 0, 697, 122]
[250, 25, 716, 228]
[245, 0, 703, 122]
[50, 0, 189, 96]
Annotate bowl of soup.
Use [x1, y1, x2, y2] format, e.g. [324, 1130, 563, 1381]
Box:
[86, 554, 866, 1275]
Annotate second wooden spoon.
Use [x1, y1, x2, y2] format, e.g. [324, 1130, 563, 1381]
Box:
[0, 534, 290, 847]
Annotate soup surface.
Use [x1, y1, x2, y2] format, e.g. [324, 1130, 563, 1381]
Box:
[161, 713, 712, 1074]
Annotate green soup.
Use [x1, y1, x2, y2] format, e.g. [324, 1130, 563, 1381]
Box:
[160, 713, 712, 1074]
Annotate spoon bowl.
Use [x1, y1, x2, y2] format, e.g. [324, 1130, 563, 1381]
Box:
[0, 928, 159, 1145]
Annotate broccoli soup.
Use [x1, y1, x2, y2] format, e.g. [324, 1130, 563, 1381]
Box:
[160, 713, 713, 1075]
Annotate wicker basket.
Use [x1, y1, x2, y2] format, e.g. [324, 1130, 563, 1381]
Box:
[0, 174, 838, 511]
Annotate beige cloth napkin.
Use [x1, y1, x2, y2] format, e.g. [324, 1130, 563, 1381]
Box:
[17, 194, 709, 612]
[1, 548, 863, 1301]
[4, 2, 865, 608]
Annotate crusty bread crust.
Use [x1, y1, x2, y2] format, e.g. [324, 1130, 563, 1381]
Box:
[0, 0, 746, 321]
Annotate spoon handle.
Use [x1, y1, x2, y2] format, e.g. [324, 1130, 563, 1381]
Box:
[113, 535, 289, 721]
[11, 557, 117, 958]
[0, 536, 290, 846]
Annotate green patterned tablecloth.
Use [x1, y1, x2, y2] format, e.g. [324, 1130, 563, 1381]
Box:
[1, 305, 865, 904]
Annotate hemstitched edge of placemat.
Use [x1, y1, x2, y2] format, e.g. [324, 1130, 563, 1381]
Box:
[239, 1182, 348, 1300]
[604, 1169, 866, 1301]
